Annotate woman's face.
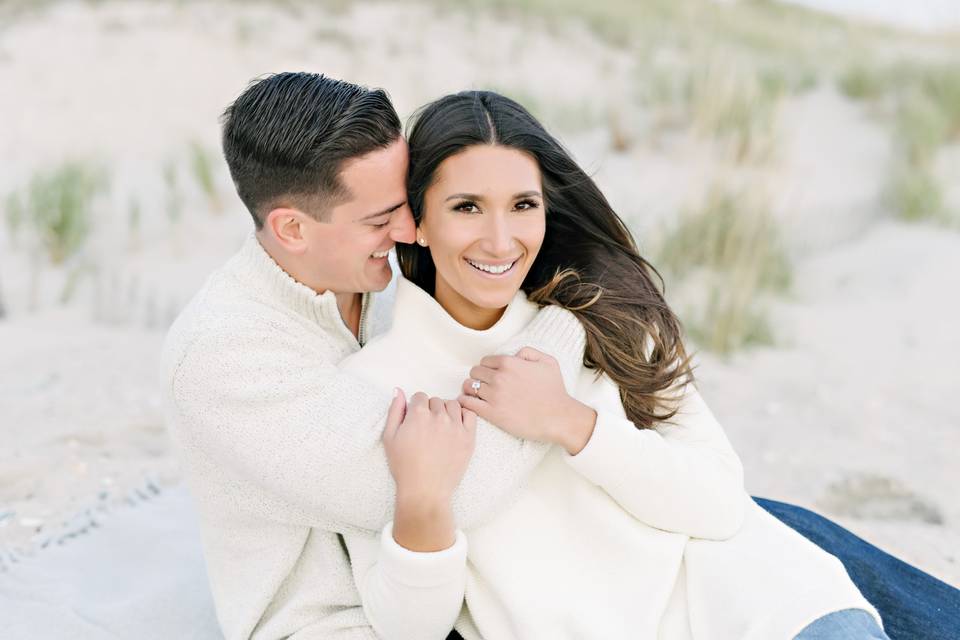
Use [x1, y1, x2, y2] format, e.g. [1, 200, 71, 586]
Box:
[419, 144, 546, 330]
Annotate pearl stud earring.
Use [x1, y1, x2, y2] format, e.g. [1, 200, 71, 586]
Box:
[417, 236, 427, 247]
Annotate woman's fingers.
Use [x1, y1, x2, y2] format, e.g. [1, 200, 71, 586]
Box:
[479, 355, 509, 369]
[461, 408, 477, 437]
[468, 365, 497, 384]
[444, 399, 463, 426]
[428, 395, 445, 414]
[409, 391, 430, 411]
[383, 388, 407, 442]
[458, 393, 488, 418]
[515, 346, 549, 362]
[462, 377, 489, 399]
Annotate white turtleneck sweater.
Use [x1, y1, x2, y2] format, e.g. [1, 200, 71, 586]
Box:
[339, 278, 882, 640]
[161, 235, 587, 640]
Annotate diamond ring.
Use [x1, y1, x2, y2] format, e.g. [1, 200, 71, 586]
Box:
[470, 379, 482, 396]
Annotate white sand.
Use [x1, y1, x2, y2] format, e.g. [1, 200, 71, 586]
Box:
[1, 0, 957, 587]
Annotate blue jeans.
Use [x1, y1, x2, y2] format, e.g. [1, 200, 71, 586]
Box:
[794, 608, 888, 639]
[755, 497, 960, 640]
[445, 498, 960, 640]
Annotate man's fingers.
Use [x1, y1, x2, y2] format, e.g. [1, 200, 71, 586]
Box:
[383, 388, 406, 441]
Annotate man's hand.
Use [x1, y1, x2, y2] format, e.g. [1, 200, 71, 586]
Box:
[383, 390, 476, 551]
[458, 347, 597, 455]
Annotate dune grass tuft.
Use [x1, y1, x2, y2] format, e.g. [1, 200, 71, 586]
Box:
[189, 141, 222, 213]
[655, 186, 791, 354]
[14, 162, 106, 264]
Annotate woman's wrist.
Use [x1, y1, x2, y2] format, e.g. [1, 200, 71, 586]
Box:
[392, 494, 456, 552]
[554, 399, 597, 455]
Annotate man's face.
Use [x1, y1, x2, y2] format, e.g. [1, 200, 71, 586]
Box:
[300, 138, 415, 294]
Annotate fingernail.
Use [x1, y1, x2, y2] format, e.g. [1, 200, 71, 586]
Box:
[393, 387, 399, 398]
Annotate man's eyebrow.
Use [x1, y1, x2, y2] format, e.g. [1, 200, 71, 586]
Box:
[444, 191, 542, 202]
[358, 201, 406, 221]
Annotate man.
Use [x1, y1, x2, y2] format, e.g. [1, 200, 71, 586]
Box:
[162, 72, 585, 639]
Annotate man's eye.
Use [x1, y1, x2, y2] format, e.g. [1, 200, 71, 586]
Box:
[371, 219, 390, 228]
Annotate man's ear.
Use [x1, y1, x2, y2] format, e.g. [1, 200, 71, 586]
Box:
[264, 207, 310, 254]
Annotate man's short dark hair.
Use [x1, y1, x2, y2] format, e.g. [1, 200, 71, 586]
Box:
[221, 72, 402, 228]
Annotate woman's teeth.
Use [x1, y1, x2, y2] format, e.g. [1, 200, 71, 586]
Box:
[370, 250, 390, 259]
[466, 258, 517, 275]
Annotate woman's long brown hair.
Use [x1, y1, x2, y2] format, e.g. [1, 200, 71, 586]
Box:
[399, 91, 694, 428]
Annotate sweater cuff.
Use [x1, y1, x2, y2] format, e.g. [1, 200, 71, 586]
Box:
[564, 410, 644, 487]
[378, 521, 468, 588]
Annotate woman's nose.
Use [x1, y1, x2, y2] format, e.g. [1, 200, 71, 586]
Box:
[483, 214, 515, 256]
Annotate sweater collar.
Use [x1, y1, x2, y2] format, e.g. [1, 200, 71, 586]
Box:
[390, 276, 539, 366]
[235, 233, 373, 337]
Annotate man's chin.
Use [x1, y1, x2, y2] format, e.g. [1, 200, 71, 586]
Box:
[365, 262, 394, 292]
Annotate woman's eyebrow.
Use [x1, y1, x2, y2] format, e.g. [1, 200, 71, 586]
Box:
[444, 190, 542, 202]
[445, 192, 483, 202]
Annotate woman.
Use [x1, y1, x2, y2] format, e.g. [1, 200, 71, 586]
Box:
[338, 90, 887, 639]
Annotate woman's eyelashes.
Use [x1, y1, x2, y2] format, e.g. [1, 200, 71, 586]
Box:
[450, 198, 541, 213]
[451, 199, 480, 213]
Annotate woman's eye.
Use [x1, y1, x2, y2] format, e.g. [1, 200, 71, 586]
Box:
[453, 201, 480, 213]
[515, 199, 541, 211]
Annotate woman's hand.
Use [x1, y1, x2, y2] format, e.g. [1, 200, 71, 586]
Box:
[383, 390, 476, 551]
[458, 347, 597, 455]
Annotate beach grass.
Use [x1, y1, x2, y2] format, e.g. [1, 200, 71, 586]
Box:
[163, 159, 183, 224]
[655, 186, 791, 354]
[887, 162, 945, 223]
[188, 141, 221, 213]
[689, 54, 783, 163]
[838, 61, 891, 101]
[11, 161, 106, 264]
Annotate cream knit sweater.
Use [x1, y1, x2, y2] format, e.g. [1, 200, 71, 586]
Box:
[161, 235, 586, 640]
[339, 278, 882, 640]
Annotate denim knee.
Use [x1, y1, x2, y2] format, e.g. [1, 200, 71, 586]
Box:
[794, 608, 889, 639]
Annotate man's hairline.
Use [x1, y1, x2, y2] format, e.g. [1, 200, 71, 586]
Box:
[254, 133, 406, 226]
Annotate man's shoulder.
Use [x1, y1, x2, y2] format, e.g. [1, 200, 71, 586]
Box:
[162, 269, 319, 380]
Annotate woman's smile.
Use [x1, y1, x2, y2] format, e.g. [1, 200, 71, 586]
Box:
[463, 256, 522, 277]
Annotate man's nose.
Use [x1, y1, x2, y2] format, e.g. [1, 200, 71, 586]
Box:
[389, 205, 416, 244]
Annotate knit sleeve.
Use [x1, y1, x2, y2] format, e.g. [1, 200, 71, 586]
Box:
[448, 304, 588, 529]
[564, 372, 746, 540]
[341, 525, 467, 640]
[167, 324, 399, 533]
[496, 304, 586, 391]
[278, 531, 381, 640]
